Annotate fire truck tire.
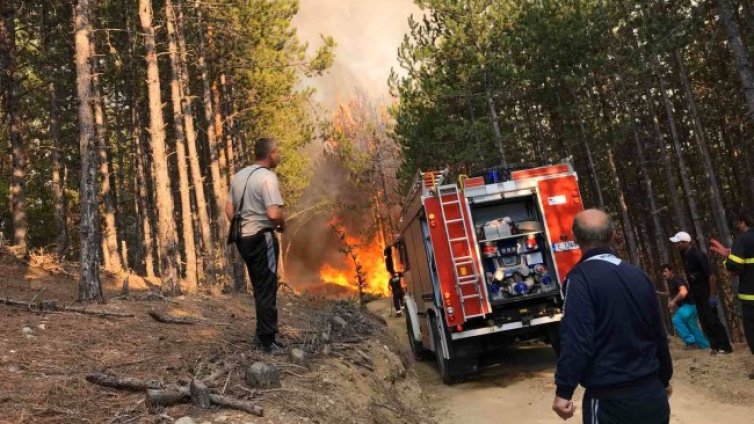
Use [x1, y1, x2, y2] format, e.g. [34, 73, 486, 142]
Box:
[405, 313, 430, 360]
[430, 314, 456, 385]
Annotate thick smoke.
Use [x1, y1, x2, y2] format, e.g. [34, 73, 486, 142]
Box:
[293, 0, 421, 109]
[282, 2, 418, 293]
[283, 149, 375, 292]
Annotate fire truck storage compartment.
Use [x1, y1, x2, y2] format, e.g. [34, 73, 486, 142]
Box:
[469, 193, 560, 306]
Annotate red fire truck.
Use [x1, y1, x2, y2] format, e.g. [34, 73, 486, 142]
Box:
[394, 163, 584, 383]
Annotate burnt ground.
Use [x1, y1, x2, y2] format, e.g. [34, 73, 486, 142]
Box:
[0, 250, 436, 424]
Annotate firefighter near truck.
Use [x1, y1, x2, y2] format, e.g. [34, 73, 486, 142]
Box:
[391, 163, 584, 383]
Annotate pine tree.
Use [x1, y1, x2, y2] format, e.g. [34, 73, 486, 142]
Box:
[74, 0, 103, 301]
[139, 0, 181, 294]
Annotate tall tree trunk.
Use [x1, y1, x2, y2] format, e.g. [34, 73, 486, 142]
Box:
[653, 56, 707, 250]
[632, 122, 669, 268]
[0, 2, 28, 254]
[220, 74, 238, 170]
[225, 75, 246, 166]
[42, 5, 67, 257]
[466, 91, 484, 159]
[594, 81, 639, 263]
[216, 74, 248, 291]
[196, 0, 234, 288]
[211, 78, 229, 185]
[139, 0, 181, 294]
[716, 0, 754, 125]
[92, 46, 124, 273]
[113, 100, 129, 267]
[484, 78, 508, 167]
[607, 147, 640, 264]
[74, 0, 103, 302]
[675, 50, 732, 246]
[133, 106, 156, 277]
[577, 118, 605, 210]
[165, 0, 198, 292]
[175, 0, 215, 284]
[646, 89, 689, 231]
[206, 24, 229, 187]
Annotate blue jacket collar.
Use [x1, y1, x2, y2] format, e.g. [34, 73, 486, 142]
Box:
[579, 246, 616, 263]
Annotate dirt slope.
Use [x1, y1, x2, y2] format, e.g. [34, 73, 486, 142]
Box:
[0, 251, 434, 424]
[369, 298, 754, 424]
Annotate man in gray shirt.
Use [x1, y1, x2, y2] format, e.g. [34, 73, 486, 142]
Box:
[225, 137, 286, 354]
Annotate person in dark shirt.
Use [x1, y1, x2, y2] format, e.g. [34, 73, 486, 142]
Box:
[384, 245, 395, 275]
[670, 231, 733, 354]
[661, 264, 710, 349]
[710, 211, 754, 378]
[553, 209, 672, 423]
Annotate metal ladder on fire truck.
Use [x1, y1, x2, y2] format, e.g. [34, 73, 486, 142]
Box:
[436, 182, 487, 321]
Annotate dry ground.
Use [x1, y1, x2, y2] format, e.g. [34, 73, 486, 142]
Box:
[369, 298, 754, 424]
[0, 250, 435, 424]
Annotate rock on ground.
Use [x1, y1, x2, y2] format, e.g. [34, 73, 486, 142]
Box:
[245, 362, 281, 389]
[290, 348, 308, 368]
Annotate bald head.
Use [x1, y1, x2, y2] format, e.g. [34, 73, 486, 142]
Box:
[573, 209, 614, 248]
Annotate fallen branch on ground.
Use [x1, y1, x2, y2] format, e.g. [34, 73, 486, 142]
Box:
[148, 310, 200, 325]
[0, 297, 134, 318]
[85, 373, 162, 391]
[86, 373, 264, 417]
[146, 384, 264, 416]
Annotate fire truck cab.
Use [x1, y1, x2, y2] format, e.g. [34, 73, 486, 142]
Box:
[395, 163, 583, 383]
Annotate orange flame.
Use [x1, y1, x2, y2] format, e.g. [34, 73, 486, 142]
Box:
[319, 233, 391, 296]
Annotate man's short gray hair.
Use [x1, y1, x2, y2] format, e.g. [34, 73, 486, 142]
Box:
[572, 210, 614, 246]
[254, 137, 277, 160]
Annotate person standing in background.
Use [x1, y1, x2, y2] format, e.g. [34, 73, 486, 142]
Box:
[661, 264, 710, 350]
[670, 231, 733, 354]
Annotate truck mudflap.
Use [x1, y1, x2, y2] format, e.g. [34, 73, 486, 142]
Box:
[449, 313, 562, 340]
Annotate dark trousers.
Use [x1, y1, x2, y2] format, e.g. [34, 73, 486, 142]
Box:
[389, 280, 404, 311]
[691, 290, 732, 351]
[583, 380, 669, 424]
[236, 230, 279, 345]
[742, 301, 754, 355]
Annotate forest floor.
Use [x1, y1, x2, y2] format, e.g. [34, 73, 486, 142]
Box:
[369, 299, 754, 424]
[0, 249, 436, 424]
[3, 246, 753, 424]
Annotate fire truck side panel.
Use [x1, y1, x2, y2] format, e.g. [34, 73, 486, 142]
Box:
[423, 195, 489, 328]
[401, 214, 434, 312]
[536, 175, 584, 284]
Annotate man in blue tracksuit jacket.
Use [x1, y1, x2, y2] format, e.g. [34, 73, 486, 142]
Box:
[553, 209, 673, 423]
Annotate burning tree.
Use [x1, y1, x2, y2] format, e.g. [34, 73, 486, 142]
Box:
[329, 221, 368, 305]
[327, 89, 402, 245]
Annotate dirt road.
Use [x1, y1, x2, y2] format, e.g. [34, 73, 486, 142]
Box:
[369, 298, 754, 424]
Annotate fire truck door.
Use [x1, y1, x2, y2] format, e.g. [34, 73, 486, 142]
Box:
[537, 175, 584, 285]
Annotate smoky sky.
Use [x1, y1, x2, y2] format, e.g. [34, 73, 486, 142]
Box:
[293, 0, 421, 111]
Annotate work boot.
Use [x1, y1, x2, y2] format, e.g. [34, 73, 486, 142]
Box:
[261, 342, 286, 355]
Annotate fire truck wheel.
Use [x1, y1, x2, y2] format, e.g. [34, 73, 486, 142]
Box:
[430, 314, 456, 385]
[405, 312, 429, 360]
